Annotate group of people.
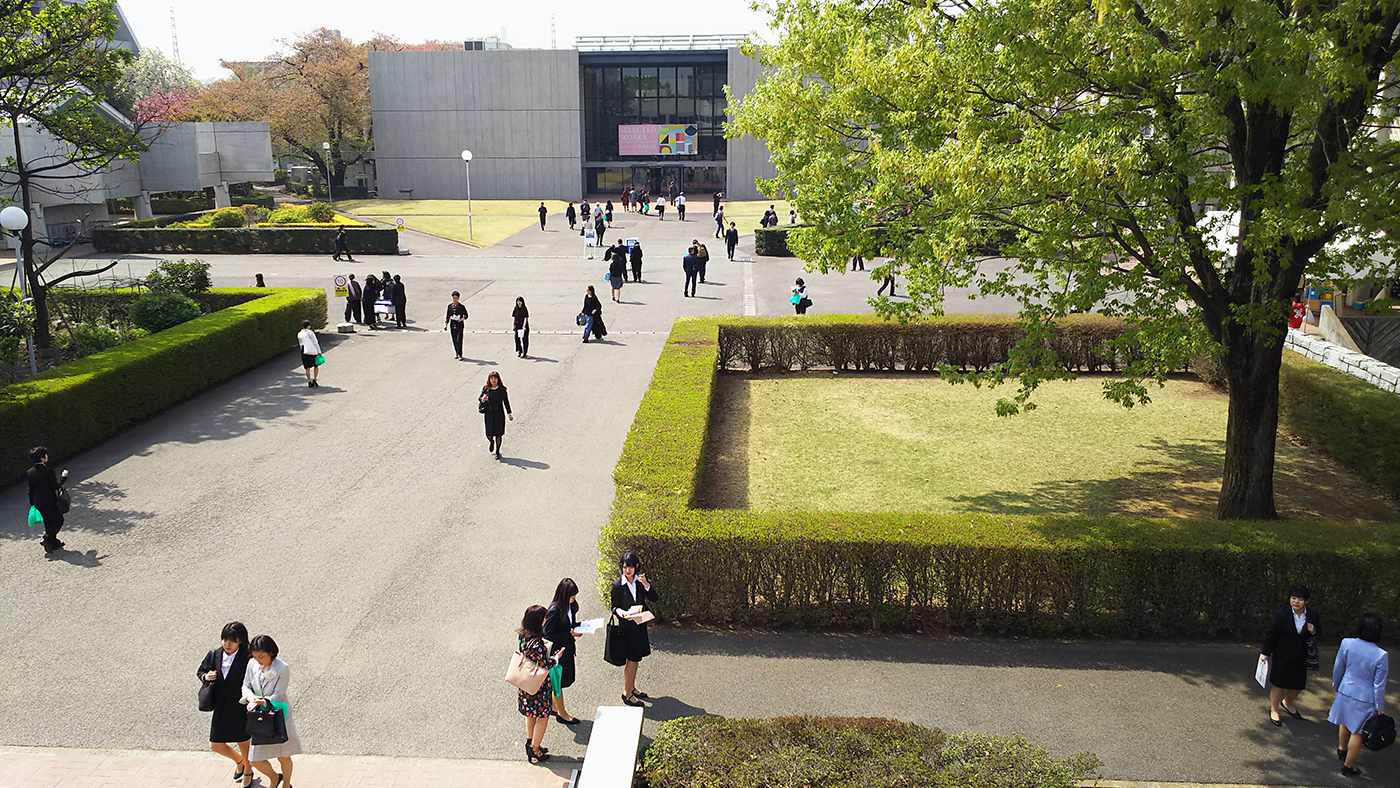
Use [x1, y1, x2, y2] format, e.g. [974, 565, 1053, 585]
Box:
[197, 623, 302, 788]
[567, 200, 614, 236]
[1259, 586, 1391, 777]
[342, 271, 407, 330]
[604, 239, 645, 300]
[514, 552, 659, 764]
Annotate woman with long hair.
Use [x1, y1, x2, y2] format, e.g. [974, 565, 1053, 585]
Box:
[581, 285, 606, 342]
[199, 622, 253, 786]
[512, 297, 530, 358]
[543, 578, 583, 724]
[517, 605, 558, 763]
[480, 371, 513, 459]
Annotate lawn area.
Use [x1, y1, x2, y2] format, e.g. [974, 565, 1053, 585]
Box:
[720, 199, 794, 231]
[702, 373, 1400, 521]
[333, 200, 569, 247]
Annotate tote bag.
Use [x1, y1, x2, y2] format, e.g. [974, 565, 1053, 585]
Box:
[505, 643, 550, 694]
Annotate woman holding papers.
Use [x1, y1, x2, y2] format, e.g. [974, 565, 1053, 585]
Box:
[1260, 584, 1319, 726]
[605, 552, 659, 707]
[543, 578, 582, 725]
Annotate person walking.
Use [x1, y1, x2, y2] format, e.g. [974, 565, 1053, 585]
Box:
[605, 552, 658, 708]
[331, 227, 354, 262]
[621, 189, 630, 213]
[578, 200, 590, 236]
[517, 605, 558, 764]
[682, 246, 700, 297]
[255, 273, 266, 287]
[677, 192, 686, 221]
[581, 285, 606, 342]
[595, 214, 608, 247]
[296, 320, 322, 388]
[605, 200, 614, 226]
[543, 578, 583, 725]
[479, 371, 513, 459]
[362, 274, 381, 331]
[609, 244, 628, 302]
[391, 274, 407, 328]
[629, 240, 644, 283]
[27, 446, 68, 553]
[656, 195, 666, 220]
[512, 297, 530, 359]
[877, 265, 897, 297]
[199, 622, 252, 787]
[344, 274, 362, 324]
[791, 278, 811, 314]
[712, 191, 723, 216]
[693, 239, 710, 283]
[538, 202, 548, 230]
[566, 202, 577, 230]
[714, 206, 725, 239]
[444, 291, 468, 360]
[1329, 613, 1389, 777]
[851, 254, 865, 271]
[725, 222, 739, 260]
[241, 635, 302, 788]
[1261, 585, 1319, 726]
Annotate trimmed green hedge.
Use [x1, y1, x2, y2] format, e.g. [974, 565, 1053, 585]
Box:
[91, 226, 397, 255]
[0, 288, 327, 482]
[48, 287, 267, 325]
[754, 225, 808, 256]
[1279, 350, 1400, 496]
[642, 716, 1100, 788]
[718, 314, 1144, 372]
[599, 316, 1400, 636]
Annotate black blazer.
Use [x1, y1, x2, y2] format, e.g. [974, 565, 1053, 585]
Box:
[610, 578, 658, 630]
[543, 600, 579, 651]
[391, 281, 406, 306]
[1262, 605, 1319, 662]
[198, 648, 251, 709]
[27, 463, 60, 508]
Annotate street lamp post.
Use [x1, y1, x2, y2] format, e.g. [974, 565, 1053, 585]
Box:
[1, 205, 37, 376]
[321, 142, 334, 204]
[460, 149, 473, 240]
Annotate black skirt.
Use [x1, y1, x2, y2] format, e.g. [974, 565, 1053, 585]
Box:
[605, 620, 651, 665]
[1269, 655, 1308, 691]
[210, 678, 249, 742]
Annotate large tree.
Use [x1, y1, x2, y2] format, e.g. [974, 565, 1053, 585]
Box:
[732, 0, 1400, 519]
[108, 47, 196, 120]
[0, 0, 144, 349]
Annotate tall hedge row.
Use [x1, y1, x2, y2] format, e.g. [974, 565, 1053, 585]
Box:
[91, 227, 397, 255]
[717, 314, 1145, 372]
[599, 316, 1400, 637]
[1, 288, 327, 482]
[1278, 350, 1400, 496]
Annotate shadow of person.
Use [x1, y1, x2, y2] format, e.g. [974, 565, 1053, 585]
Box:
[499, 457, 550, 470]
[524, 356, 560, 363]
[461, 358, 499, 366]
[306, 385, 347, 394]
[46, 548, 105, 567]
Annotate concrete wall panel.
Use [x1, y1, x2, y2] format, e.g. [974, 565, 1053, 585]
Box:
[726, 49, 777, 201]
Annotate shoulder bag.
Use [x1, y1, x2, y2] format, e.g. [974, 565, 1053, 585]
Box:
[198, 649, 218, 712]
[478, 392, 489, 414]
[505, 639, 550, 694]
[1363, 712, 1396, 751]
[1305, 635, 1319, 671]
[602, 612, 628, 667]
[246, 701, 288, 745]
[55, 486, 71, 514]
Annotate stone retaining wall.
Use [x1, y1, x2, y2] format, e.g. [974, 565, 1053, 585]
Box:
[1286, 328, 1400, 393]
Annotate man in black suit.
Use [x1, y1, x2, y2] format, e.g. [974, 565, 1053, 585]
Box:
[725, 222, 739, 260]
[27, 446, 68, 553]
[344, 274, 362, 324]
[682, 246, 700, 297]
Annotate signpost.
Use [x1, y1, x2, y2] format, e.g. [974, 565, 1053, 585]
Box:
[333, 274, 348, 298]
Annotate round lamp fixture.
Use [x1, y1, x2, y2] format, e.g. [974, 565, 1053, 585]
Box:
[0, 205, 28, 232]
[461, 150, 473, 162]
[322, 141, 330, 150]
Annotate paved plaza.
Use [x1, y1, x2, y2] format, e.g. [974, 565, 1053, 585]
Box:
[1, 211, 1395, 787]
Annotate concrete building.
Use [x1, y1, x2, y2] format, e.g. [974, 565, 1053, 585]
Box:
[369, 35, 777, 201]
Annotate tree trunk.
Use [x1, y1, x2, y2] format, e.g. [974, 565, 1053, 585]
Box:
[11, 116, 50, 349]
[1216, 326, 1284, 520]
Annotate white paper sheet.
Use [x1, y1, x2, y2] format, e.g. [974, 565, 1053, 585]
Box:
[622, 610, 655, 624]
[1255, 657, 1269, 689]
[577, 617, 606, 635]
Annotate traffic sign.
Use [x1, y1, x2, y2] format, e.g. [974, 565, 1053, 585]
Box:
[333, 274, 348, 297]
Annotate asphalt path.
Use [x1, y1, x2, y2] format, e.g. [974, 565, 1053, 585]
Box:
[0, 212, 1393, 786]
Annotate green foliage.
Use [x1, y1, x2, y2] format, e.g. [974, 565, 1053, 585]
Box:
[754, 225, 807, 257]
[0, 288, 327, 482]
[0, 336, 18, 370]
[91, 226, 398, 255]
[643, 716, 948, 788]
[129, 291, 201, 332]
[1278, 351, 1400, 496]
[265, 207, 305, 224]
[600, 317, 1400, 636]
[54, 322, 123, 357]
[151, 197, 210, 214]
[306, 202, 335, 223]
[47, 287, 263, 325]
[109, 47, 196, 118]
[208, 208, 245, 228]
[641, 716, 1099, 788]
[145, 258, 212, 297]
[0, 297, 34, 339]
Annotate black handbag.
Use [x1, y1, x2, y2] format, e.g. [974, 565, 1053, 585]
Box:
[478, 395, 489, 414]
[1362, 712, 1396, 752]
[1306, 636, 1319, 671]
[55, 486, 71, 514]
[198, 650, 217, 712]
[247, 702, 288, 746]
[602, 615, 627, 667]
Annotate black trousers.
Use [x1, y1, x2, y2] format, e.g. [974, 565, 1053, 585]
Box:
[678, 205, 686, 220]
[450, 324, 464, 357]
[363, 299, 378, 327]
[726, 241, 737, 260]
[540, 217, 546, 229]
[37, 505, 63, 543]
[344, 300, 361, 323]
[394, 303, 406, 328]
[698, 259, 707, 282]
[515, 327, 530, 356]
[684, 270, 698, 296]
[631, 261, 642, 281]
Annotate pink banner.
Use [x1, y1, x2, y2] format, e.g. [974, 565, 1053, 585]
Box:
[619, 125, 660, 156]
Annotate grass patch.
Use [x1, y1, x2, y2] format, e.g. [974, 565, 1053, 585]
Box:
[336, 199, 568, 217]
[720, 199, 793, 230]
[703, 374, 1398, 522]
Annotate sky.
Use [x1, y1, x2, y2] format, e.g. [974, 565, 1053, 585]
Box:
[120, 0, 777, 82]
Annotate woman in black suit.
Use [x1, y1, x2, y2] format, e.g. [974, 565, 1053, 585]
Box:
[543, 578, 582, 725]
[1260, 584, 1319, 725]
[479, 371, 513, 460]
[605, 552, 658, 707]
[199, 621, 253, 787]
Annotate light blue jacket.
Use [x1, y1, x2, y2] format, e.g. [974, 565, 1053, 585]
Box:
[1332, 637, 1389, 712]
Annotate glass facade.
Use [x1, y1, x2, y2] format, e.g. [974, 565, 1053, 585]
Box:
[582, 60, 728, 195]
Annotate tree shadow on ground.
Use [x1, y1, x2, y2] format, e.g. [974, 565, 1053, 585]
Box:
[697, 376, 749, 509]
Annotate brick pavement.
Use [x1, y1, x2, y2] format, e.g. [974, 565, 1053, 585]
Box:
[0, 746, 573, 788]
